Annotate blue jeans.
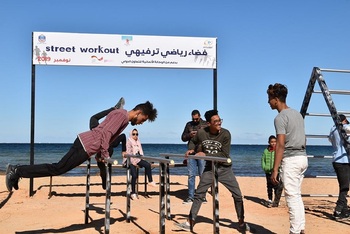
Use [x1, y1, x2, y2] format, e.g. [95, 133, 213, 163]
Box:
[187, 158, 204, 199]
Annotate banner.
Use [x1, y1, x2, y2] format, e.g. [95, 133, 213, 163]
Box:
[32, 32, 217, 69]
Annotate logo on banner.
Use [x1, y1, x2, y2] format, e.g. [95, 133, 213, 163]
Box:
[91, 55, 104, 63]
[38, 34, 46, 43]
[203, 40, 213, 49]
[122, 36, 133, 46]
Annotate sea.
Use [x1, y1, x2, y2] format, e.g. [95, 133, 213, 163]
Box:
[0, 143, 337, 177]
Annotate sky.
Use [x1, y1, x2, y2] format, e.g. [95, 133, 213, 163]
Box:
[1, 1, 350, 145]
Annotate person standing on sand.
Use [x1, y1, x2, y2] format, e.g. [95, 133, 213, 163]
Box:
[261, 135, 283, 208]
[328, 114, 350, 220]
[175, 109, 250, 232]
[6, 101, 157, 192]
[181, 109, 208, 204]
[267, 83, 308, 234]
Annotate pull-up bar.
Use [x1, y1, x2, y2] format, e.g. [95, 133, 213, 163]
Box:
[159, 153, 231, 234]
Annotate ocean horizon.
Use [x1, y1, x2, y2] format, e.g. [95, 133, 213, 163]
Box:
[0, 143, 336, 177]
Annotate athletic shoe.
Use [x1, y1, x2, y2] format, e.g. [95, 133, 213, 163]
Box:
[271, 201, 279, 207]
[174, 220, 194, 232]
[333, 211, 350, 221]
[6, 164, 20, 192]
[148, 181, 157, 187]
[183, 197, 193, 204]
[131, 193, 138, 200]
[238, 222, 250, 232]
[115, 97, 125, 109]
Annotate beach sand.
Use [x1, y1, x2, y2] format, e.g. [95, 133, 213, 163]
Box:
[0, 174, 349, 234]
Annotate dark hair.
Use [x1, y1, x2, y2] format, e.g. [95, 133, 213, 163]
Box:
[268, 135, 276, 142]
[204, 109, 218, 122]
[133, 101, 158, 122]
[267, 83, 288, 102]
[191, 109, 200, 116]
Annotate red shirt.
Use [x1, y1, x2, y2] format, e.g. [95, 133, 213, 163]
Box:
[78, 109, 129, 159]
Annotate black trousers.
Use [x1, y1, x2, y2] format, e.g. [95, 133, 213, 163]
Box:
[17, 138, 88, 178]
[333, 162, 350, 212]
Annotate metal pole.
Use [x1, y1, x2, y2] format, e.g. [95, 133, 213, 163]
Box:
[30, 64, 35, 197]
[84, 158, 91, 224]
[165, 157, 171, 220]
[212, 161, 220, 234]
[213, 68, 218, 110]
[159, 162, 166, 234]
[105, 162, 111, 234]
[126, 157, 131, 223]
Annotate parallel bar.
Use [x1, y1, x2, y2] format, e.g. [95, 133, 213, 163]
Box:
[125, 154, 175, 164]
[159, 153, 231, 163]
[160, 153, 229, 233]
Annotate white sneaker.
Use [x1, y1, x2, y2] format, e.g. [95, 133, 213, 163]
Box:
[148, 181, 157, 187]
[131, 193, 138, 200]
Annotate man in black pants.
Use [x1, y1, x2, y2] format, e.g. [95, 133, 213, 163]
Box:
[90, 97, 126, 189]
[175, 109, 250, 232]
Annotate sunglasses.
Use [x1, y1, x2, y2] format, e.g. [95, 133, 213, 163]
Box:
[132, 133, 139, 136]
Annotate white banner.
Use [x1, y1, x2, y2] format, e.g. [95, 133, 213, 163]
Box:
[32, 32, 217, 69]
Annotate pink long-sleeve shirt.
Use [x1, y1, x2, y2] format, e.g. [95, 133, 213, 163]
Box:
[78, 109, 129, 159]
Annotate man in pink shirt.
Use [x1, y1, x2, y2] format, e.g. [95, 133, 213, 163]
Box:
[5, 101, 157, 192]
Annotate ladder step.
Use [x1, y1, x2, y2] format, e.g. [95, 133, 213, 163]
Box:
[314, 90, 350, 95]
[305, 112, 350, 117]
[306, 134, 329, 138]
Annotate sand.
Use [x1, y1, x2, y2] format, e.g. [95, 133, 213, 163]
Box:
[0, 174, 349, 234]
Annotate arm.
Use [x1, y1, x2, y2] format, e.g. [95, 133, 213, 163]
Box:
[271, 134, 285, 184]
[181, 122, 193, 142]
[261, 150, 266, 171]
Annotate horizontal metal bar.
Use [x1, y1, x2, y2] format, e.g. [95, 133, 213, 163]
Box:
[159, 153, 231, 163]
[305, 112, 350, 117]
[307, 155, 333, 159]
[319, 68, 350, 73]
[305, 134, 329, 138]
[105, 158, 118, 165]
[125, 154, 174, 165]
[313, 90, 350, 95]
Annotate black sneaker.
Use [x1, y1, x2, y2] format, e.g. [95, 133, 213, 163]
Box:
[238, 222, 250, 232]
[115, 97, 125, 109]
[333, 211, 350, 221]
[182, 197, 193, 204]
[6, 164, 19, 192]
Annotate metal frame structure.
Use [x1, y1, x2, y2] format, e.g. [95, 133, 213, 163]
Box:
[29, 37, 218, 197]
[160, 153, 231, 234]
[300, 67, 350, 155]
